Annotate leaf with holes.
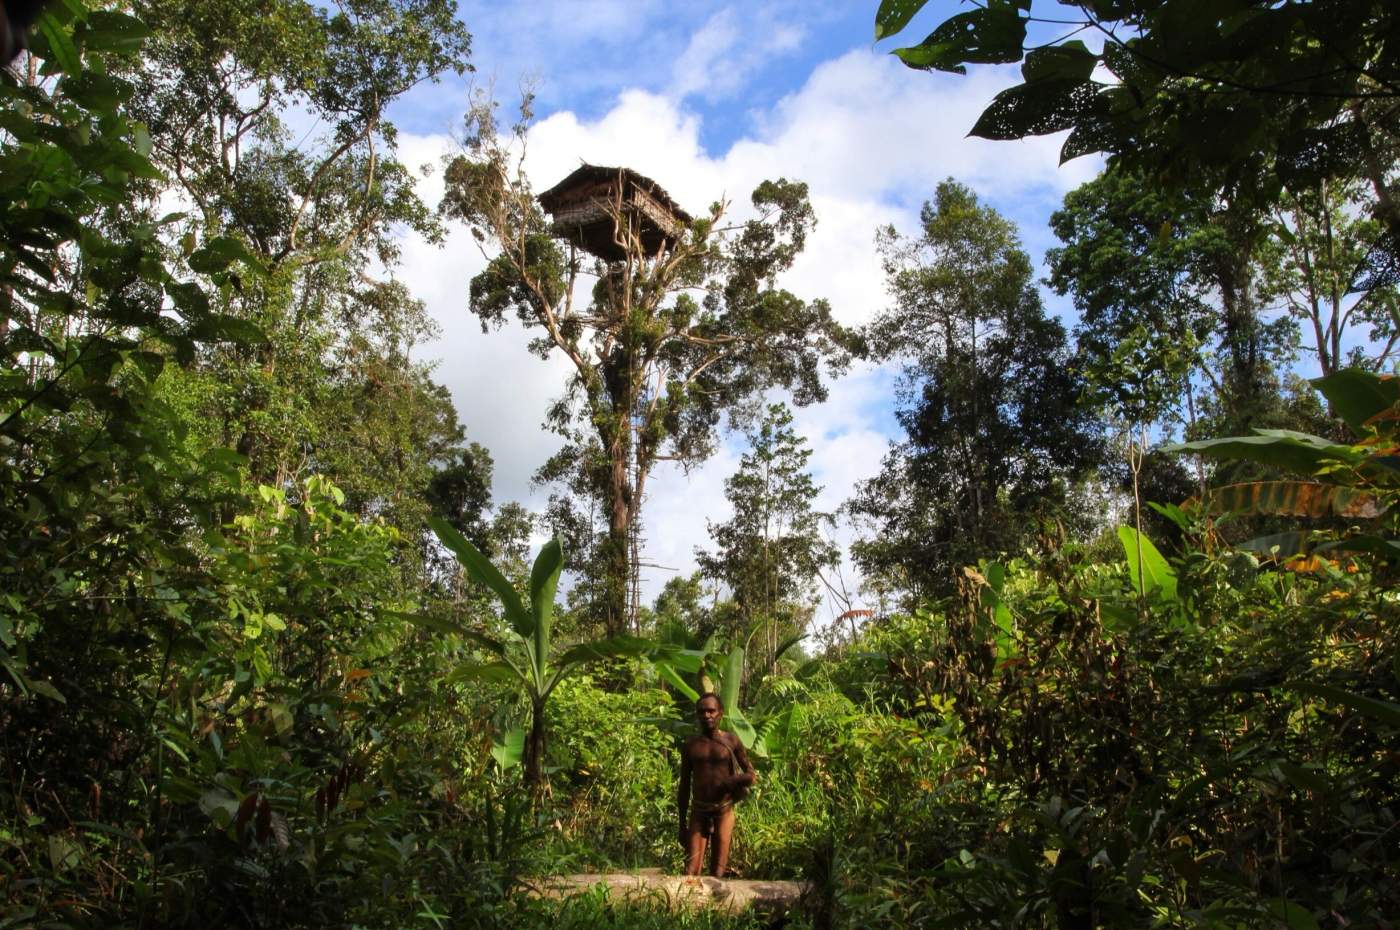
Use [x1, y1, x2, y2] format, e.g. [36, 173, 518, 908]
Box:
[972, 79, 1104, 140]
[875, 0, 929, 41]
[894, 6, 1027, 74]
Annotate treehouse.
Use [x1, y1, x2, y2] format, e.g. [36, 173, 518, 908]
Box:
[537, 165, 692, 262]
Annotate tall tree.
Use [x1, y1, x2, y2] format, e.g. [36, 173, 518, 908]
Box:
[848, 180, 1104, 604]
[697, 403, 837, 652]
[119, 0, 474, 577]
[652, 572, 715, 639]
[1047, 166, 1297, 436]
[441, 96, 853, 635]
[1259, 179, 1400, 377]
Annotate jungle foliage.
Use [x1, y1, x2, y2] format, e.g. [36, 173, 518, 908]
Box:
[2, 1, 1398, 929]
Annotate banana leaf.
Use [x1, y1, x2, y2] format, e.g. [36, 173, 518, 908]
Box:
[1198, 481, 1383, 519]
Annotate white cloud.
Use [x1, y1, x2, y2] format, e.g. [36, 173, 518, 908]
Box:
[396, 46, 1100, 609]
[669, 9, 741, 101]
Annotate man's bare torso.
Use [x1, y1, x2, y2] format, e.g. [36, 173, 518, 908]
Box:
[683, 731, 742, 806]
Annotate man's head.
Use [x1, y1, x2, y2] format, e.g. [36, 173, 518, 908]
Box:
[696, 692, 723, 733]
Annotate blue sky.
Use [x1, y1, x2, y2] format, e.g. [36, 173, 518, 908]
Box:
[390, 1, 1106, 615]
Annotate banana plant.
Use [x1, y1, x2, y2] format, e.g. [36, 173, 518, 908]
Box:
[652, 631, 807, 757]
[429, 517, 655, 789]
[1164, 369, 1400, 566]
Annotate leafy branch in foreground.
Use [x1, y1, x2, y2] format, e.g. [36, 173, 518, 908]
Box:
[876, 0, 1400, 292]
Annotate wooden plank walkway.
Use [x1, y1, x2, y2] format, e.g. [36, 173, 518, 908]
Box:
[526, 870, 809, 915]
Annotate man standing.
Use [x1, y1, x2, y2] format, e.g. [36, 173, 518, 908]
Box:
[677, 692, 756, 877]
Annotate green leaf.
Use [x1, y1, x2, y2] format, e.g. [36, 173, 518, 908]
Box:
[1117, 525, 1177, 601]
[266, 701, 293, 736]
[893, 6, 1027, 73]
[553, 634, 654, 670]
[659, 647, 705, 674]
[970, 78, 1100, 140]
[758, 703, 803, 758]
[1295, 682, 1400, 727]
[35, 12, 81, 76]
[76, 11, 151, 53]
[187, 313, 265, 345]
[429, 516, 530, 637]
[167, 280, 210, 317]
[491, 727, 525, 770]
[875, 0, 929, 41]
[1021, 42, 1097, 84]
[725, 705, 760, 752]
[655, 660, 699, 701]
[1266, 900, 1321, 930]
[386, 609, 461, 636]
[720, 645, 744, 715]
[528, 537, 563, 673]
[1237, 532, 1310, 559]
[63, 73, 125, 112]
[459, 629, 509, 659]
[772, 632, 806, 663]
[1164, 431, 1362, 477]
[1148, 501, 1191, 531]
[1275, 761, 1328, 793]
[1311, 369, 1400, 436]
[187, 247, 234, 274]
[1314, 535, 1400, 560]
[201, 235, 263, 273]
[1098, 600, 1137, 631]
[25, 677, 66, 704]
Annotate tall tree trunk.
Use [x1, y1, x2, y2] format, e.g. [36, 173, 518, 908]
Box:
[1212, 208, 1267, 432]
[604, 426, 632, 637]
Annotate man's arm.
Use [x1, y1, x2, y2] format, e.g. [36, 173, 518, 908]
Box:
[677, 740, 692, 846]
[729, 733, 756, 788]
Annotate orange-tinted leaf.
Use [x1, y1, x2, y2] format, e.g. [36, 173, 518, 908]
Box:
[1199, 482, 1382, 519]
[1283, 555, 1330, 573]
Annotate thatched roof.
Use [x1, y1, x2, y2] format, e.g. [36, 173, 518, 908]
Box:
[537, 165, 693, 261]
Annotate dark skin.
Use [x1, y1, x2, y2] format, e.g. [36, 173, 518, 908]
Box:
[677, 695, 755, 877]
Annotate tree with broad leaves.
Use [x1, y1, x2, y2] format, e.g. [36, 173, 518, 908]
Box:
[441, 94, 854, 636]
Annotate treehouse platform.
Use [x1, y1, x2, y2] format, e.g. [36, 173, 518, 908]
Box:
[537, 165, 692, 262]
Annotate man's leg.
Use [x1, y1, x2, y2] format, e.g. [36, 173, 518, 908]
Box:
[684, 816, 708, 876]
[708, 807, 736, 878]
